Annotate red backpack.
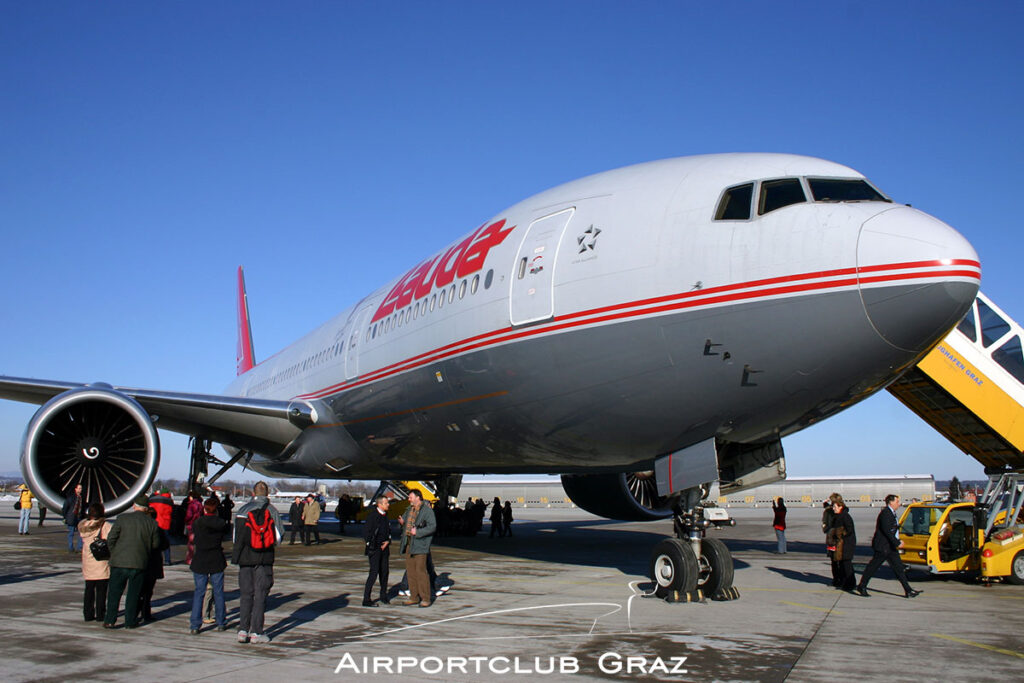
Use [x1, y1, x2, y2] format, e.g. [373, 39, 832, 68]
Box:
[246, 504, 275, 550]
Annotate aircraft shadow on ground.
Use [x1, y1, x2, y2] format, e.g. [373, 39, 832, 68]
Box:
[720, 538, 875, 559]
[433, 519, 749, 574]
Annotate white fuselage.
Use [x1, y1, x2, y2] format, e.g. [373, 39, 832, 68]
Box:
[225, 154, 980, 479]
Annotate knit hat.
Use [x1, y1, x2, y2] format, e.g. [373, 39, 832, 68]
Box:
[134, 493, 150, 506]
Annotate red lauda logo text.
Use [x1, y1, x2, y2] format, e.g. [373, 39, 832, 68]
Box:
[371, 219, 516, 323]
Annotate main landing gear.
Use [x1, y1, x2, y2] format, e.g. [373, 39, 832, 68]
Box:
[650, 485, 740, 602]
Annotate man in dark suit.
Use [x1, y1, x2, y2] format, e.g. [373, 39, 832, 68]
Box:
[288, 496, 304, 545]
[857, 494, 921, 598]
[362, 495, 391, 607]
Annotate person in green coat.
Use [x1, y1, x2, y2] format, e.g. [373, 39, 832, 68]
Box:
[399, 489, 436, 607]
[103, 494, 160, 629]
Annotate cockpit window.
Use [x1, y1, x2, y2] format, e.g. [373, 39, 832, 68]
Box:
[758, 178, 806, 215]
[808, 178, 889, 203]
[715, 183, 753, 220]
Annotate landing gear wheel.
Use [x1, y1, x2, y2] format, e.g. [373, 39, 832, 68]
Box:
[696, 537, 735, 597]
[1008, 550, 1024, 585]
[650, 538, 698, 599]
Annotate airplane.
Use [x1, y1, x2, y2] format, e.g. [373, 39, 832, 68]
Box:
[0, 153, 980, 600]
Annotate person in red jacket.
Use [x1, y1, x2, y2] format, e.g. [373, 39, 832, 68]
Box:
[772, 497, 787, 554]
[148, 490, 174, 565]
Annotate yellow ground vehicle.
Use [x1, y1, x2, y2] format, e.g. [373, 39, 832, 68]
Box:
[354, 480, 439, 521]
[898, 470, 1024, 584]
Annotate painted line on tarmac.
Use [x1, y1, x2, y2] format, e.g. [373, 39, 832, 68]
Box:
[929, 633, 1024, 659]
[351, 601, 624, 641]
[779, 600, 845, 615]
[343, 628, 694, 646]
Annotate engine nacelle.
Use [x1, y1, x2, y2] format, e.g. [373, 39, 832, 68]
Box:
[561, 471, 673, 521]
[21, 387, 160, 516]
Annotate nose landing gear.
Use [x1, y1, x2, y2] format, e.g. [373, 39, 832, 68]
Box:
[649, 486, 739, 602]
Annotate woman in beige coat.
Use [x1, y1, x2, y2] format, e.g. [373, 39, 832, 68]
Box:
[78, 502, 113, 622]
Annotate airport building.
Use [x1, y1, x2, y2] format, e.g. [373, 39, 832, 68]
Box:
[459, 474, 935, 510]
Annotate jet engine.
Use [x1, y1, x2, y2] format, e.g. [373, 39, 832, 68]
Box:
[560, 471, 672, 521]
[21, 387, 160, 516]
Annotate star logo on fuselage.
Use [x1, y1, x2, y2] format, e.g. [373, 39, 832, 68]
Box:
[577, 225, 601, 254]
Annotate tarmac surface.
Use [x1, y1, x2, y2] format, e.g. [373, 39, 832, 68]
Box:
[2, 504, 1022, 682]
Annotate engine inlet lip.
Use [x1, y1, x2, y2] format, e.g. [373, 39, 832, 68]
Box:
[20, 387, 160, 515]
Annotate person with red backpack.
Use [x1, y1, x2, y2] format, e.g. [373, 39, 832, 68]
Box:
[231, 481, 282, 644]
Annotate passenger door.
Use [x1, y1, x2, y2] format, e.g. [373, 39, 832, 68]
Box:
[509, 208, 574, 326]
[344, 305, 373, 380]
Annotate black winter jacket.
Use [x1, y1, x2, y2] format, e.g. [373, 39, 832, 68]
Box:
[191, 514, 228, 574]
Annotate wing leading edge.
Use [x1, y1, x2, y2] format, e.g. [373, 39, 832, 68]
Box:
[0, 375, 307, 456]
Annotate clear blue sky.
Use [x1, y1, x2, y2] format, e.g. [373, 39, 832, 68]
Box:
[2, 2, 1020, 481]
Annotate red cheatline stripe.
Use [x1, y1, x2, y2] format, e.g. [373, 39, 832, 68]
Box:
[295, 258, 979, 399]
[292, 259, 979, 401]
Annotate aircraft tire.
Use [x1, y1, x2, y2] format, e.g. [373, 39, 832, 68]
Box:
[650, 538, 698, 598]
[697, 537, 734, 596]
[1008, 550, 1024, 585]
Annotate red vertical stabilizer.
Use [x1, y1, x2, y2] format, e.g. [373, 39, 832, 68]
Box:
[236, 266, 256, 375]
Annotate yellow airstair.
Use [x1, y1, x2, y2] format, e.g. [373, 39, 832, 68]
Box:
[887, 292, 1024, 470]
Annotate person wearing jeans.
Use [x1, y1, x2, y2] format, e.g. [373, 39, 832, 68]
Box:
[62, 484, 84, 552]
[189, 498, 229, 634]
[17, 485, 33, 534]
[772, 497, 787, 554]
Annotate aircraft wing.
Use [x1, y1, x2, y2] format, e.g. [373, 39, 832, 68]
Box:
[0, 375, 306, 456]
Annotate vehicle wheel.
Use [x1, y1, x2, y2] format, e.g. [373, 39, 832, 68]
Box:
[697, 537, 735, 596]
[650, 538, 698, 598]
[1008, 550, 1024, 585]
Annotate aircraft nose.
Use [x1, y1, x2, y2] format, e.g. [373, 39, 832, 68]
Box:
[857, 206, 980, 353]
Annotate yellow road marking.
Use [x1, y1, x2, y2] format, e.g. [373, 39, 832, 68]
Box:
[779, 600, 843, 615]
[929, 633, 1024, 659]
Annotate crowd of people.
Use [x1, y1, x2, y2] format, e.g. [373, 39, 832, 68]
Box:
[13, 480, 932, 646]
[60, 483, 283, 641]
[21, 482, 493, 641]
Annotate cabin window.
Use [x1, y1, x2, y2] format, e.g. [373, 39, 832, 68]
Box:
[978, 300, 1010, 347]
[459, 279, 467, 299]
[438, 292, 445, 309]
[808, 178, 889, 203]
[715, 183, 753, 220]
[430, 294, 436, 311]
[993, 335, 1024, 385]
[485, 268, 494, 289]
[470, 274, 480, 295]
[758, 178, 806, 215]
[956, 306, 977, 342]
[448, 285, 456, 303]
